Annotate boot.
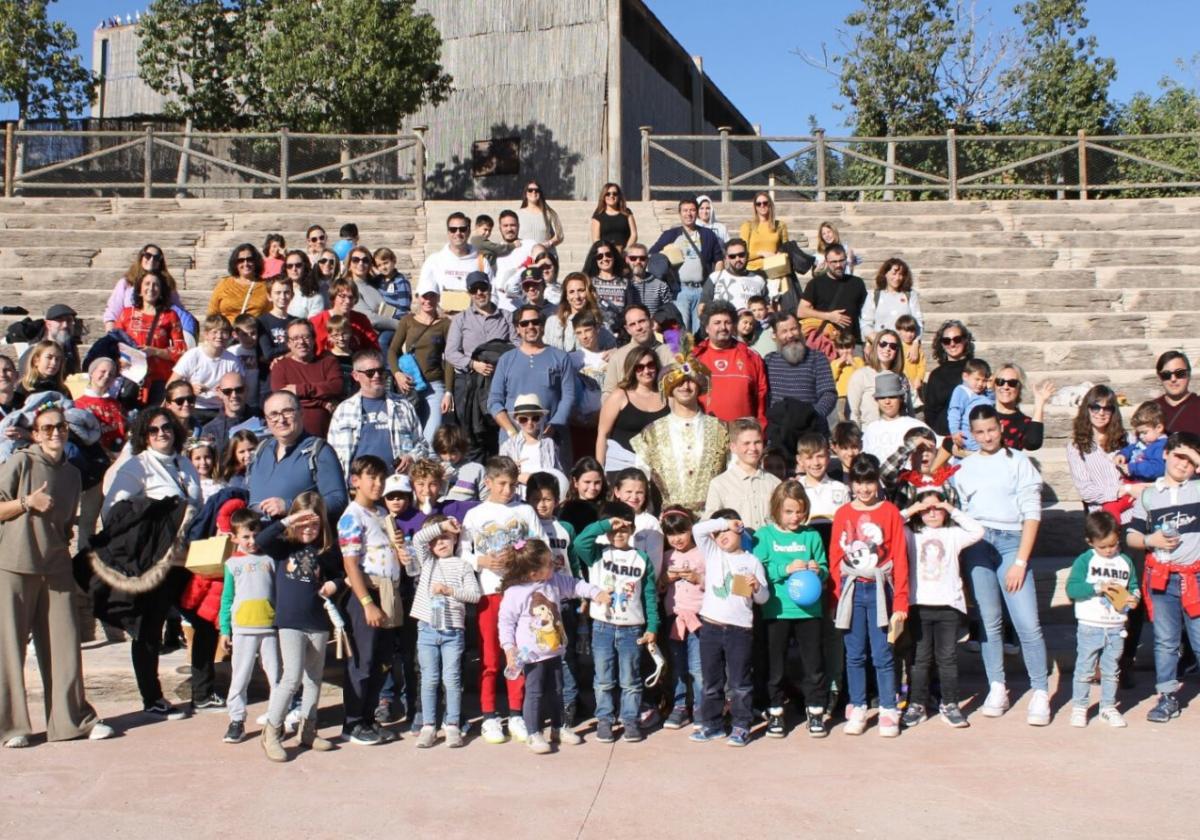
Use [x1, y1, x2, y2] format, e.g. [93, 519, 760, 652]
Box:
[300, 716, 334, 752]
[261, 723, 287, 762]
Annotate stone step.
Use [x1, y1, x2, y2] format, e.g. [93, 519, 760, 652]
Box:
[1095, 268, 1197, 288]
[917, 268, 1096, 289]
[915, 311, 1193, 342]
[971, 338, 1200, 371]
[114, 197, 423, 214]
[0, 231, 201, 248]
[922, 287, 1200, 312]
[1012, 214, 1200, 232]
[0, 213, 233, 231]
[0, 198, 116, 214]
[201, 230, 422, 249]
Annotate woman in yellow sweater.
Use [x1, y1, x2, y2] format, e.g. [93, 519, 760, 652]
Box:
[738, 191, 789, 272]
[207, 243, 269, 321]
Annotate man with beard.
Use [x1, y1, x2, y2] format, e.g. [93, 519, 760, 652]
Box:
[797, 242, 868, 347]
[18, 305, 82, 376]
[699, 238, 766, 319]
[763, 312, 837, 432]
[694, 300, 767, 428]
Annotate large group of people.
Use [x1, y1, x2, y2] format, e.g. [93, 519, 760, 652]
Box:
[2, 183, 1198, 762]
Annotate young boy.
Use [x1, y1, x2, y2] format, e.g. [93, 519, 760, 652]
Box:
[828, 421, 863, 484]
[894, 314, 925, 404]
[572, 502, 659, 744]
[433, 425, 487, 501]
[498, 393, 562, 486]
[462, 456, 545, 744]
[339, 455, 405, 745]
[1116, 401, 1168, 481]
[171, 314, 244, 422]
[219, 509, 280, 745]
[569, 310, 610, 423]
[795, 432, 851, 546]
[1127, 433, 1200, 723]
[231, 313, 263, 410]
[1066, 510, 1140, 728]
[325, 314, 356, 398]
[748, 296, 771, 333]
[258, 276, 293, 362]
[689, 509, 769, 747]
[831, 330, 864, 426]
[705, 418, 781, 530]
[332, 222, 359, 261]
[946, 359, 994, 452]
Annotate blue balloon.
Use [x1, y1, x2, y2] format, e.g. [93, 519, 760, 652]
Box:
[786, 570, 823, 607]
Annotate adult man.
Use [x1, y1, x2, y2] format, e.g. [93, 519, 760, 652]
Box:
[247, 390, 347, 521]
[763, 313, 837, 431]
[694, 300, 767, 429]
[862, 373, 930, 462]
[328, 349, 430, 479]
[602, 304, 676, 398]
[199, 371, 264, 454]
[21, 304, 83, 375]
[494, 210, 535, 308]
[700, 238, 766, 317]
[625, 243, 673, 320]
[488, 305, 576, 444]
[1153, 351, 1200, 436]
[649, 198, 724, 334]
[445, 272, 515, 428]
[797, 242, 868, 346]
[418, 212, 493, 314]
[268, 318, 343, 437]
[518, 267, 557, 320]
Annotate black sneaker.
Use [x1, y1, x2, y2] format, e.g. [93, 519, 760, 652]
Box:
[193, 693, 226, 713]
[622, 722, 643, 743]
[373, 722, 399, 743]
[805, 708, 828, 738]
[939, 703, 970, 728]
[1147, 693, 1181, 723]
[595, 720, 616, 743]
[143, 698, 186, 721]
[663, 706, 689, 730]
[766, 709, 786, 738]
[223, 720, 245, 743]
[564, 701, 577, 729]
[902, 703, 926, 729]
[346, 723, 382, 745]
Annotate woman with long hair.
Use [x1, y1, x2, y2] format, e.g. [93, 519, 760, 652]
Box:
[342, 245, 398, 352]
[557, 456, 609, 537]
[860, 257, 924, 343]
[218, 429, 259, 489]
[208, 243, 269, 321]
[388, 286, 453, 443]
[517, 180, 564, 253]
[283, 251, 325, 319]
[581, 240, 629, 331]
[544, 272, 615, 353]
[590, 182, 637, 251]
[595, 348, 669, 473]
[738, 191, 789, 272]
[103, 244, 183, 332]
[304, 225, 327, 260]
[846, 329, 909, 425]
[814, 221, 856, 275]
[14, 341, 66, 407]
[262, 233, 287, 278]
[115, 271, 188, 404]
[1066, 384, 1129, 519]
[924, 320, 975, 435]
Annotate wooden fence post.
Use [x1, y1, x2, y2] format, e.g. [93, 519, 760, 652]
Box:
[947, 128, 958, 201]
[815, 129, 826, 202]
[719, 126, 731, 202]
[884, 137, 896, 201]
[279, 127, 289, 199]
[412, 125, 426, 202]
[3, 123, 13, 197]
[1077, 129, 1088, 200]
[142, 123, 154, 198]
[640, 126, 652, 202]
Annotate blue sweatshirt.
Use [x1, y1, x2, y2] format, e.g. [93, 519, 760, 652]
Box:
[1118, 436, 1167, 481]
[947, 384, 995, 450]
[951, 446, 1042, 531]
[486, 346, 577, 427]
[246, 433, 348, 521]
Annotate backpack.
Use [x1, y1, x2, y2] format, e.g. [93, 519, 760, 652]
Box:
[249, 434, 330, 491]
[5, 317, 43, 345]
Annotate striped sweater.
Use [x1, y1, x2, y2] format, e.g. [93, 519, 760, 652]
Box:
[409, 521, 482, 628]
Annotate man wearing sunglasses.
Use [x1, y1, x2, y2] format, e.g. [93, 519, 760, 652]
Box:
[418, 211, 494, 314]
[329, 349, 430, 482]
[488, 305, 576, 452]
[199, 372, 264, 455]
[1154, 351, 1200, 436]
[699, 237, 766, 319]
[649, 198, 725, 335]
[625, 244, 672, 320]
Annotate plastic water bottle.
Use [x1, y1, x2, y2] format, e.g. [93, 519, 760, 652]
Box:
[429, 594, 448, 631]
[1161, 521, 1180, 541]
[504, 648, 529, 680]
[398, 431, 414, 454]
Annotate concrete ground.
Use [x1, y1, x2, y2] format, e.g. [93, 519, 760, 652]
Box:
[1, 638, 1195, 840]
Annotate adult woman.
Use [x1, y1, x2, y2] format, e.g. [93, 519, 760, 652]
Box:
[0, 403, 112, 747]
[631, 353, 729, 515]
[582, 240, 629, 330]
[846, 329, 909, 426]
[924, 320, 975, 436]
[517, 180, 564, 253]
[342, 246, 398, 353]
[388, 288, 453, 443]
[101, 407, 202, 720]
[696, 194, 729, 244]
[115, 271, 188, 404]
[262, 233, 286, 278]
[207, 243, 269, 321]
[814, 221, 856, 274]
[860, 258, 924, 343]
[595, 349, 669, 474]
[304, 225, 327, 260]
[217, 429, 258, 490]
[14, 341, 66, 407]
[283, 251, 324, 319]
[102, 245, 184, 332]
[311, 277, 378, 354]
[738, 192, 789, 272]
[590, 182, 637, 251]
[544, 272, 615, 352]
[994, 363, 1056, 451]
[1066, 384, 1128, 519]
[951, 405, 1050, 726]
[0, 356, 19, 416]
[163, 380, 203, 438]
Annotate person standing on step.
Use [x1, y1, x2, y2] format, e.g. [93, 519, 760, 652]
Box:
[649, 198, 724, 336]
[420, 212, 494, 315]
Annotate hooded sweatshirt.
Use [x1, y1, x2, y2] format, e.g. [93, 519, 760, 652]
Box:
[0, 446, 81, 575]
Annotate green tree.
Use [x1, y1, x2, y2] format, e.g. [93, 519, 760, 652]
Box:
[1110, 77, 1200, 196]
[0, 0, 95, 120]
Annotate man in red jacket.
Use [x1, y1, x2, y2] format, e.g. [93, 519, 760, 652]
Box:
[695, 300, 767, 429]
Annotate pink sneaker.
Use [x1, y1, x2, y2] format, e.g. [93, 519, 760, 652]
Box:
[878, 708, 900, 738]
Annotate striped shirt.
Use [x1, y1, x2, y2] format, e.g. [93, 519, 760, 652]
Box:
[409, 522, 482, 629]
[1065, 442, 1123, 510]
[627, 276, 674, 319]
[763, 349, 838, 420]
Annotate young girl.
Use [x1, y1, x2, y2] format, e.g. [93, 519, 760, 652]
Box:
[218, 429, 259, 490]
[557, 456, 608, 537]
[661, 507, 705, 730]
[410, 515, 482, 749]
[498, 396, 563, 486]
[434, 425, 486, 502]
[899, 476, 984, 730]
[612, 467, 664, 577]
[499, 539, 610, 753]
[754, 481, 829, 738]
[830, 455, 909, 738]
[256, 492, 344, 760]
[187, 437, 224, 501]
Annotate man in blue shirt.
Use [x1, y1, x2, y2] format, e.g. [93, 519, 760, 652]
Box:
[248, 390, 348, 522]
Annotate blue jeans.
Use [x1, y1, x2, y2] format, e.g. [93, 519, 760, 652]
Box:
[676, 284, 703, 335]
[1151, 573, 1200, 694]
[561, 602, 581, 709]
[844, 582, 897, 710]
[592, 621, 643, 726]
[378, 330, 395, 364]
[415, 380, 446, 445]
[964, 527, 1049, 692]
[1072, 623, 1123, 708]
[416, 622, 465, 728]
[669, 627, 703, 710]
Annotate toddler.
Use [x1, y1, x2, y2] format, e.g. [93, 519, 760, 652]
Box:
[946, 359, 994, 452]
[434, 425, 487, 501]
[1116, 401, 1167, 481]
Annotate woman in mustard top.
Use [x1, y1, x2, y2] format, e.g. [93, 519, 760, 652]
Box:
[207, 243, 269, 321]
[738, 191, 789, 272]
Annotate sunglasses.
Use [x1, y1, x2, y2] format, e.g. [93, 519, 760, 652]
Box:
[726, 251, 747, 259]
[876, 341, 899, 350]
[994, 378, 1021, 389]
[940, 335, 965, 345]
[635, 362, 658, 372]
[515, 414, 542, 424]
[170, 396, 196, 406]
[285, 261, 305, 270]
[1088, 402, 1115, 413]
[384, 492, 407, 501]
[350, 256, 371, 265]
[1159, 368, 1189, 381]
[142, 252, 162, 261]
[236, 256, 256, 265]
[219, 386, 245, 396]
[526, 187, 541, 193]
[317, 258, 335, 265]
[36, 421, 67, 436]
[308, 236, 326, 243]
[148, 422, 174, 435]
[518, 318, 541, 328]
[355, 367, 386, 379]
[447, 225, 469, 233]
[605, 190, 619, 197]
[626, 254, 647, 262]
[596, 252, 614, 259]
[754, 200, 770, 206]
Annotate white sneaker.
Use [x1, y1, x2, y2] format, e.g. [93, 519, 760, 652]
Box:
[444, 725, 464, 748]
[508, 716, 528, 743]
[981, 682, 1009, 718]
[255, 713, 269, 726]
[878, 709, 900, 738]
[1026, 689, 1051, 726]
[843, 704, 867, 736]
[1098, 706, 1127, 728]
[89, 722, 115, 740]
[480, 717, 508, 744]
[415, 724, 437, 748]
[4, 735, 30, 748]
[548, 726, 583, 746]
[527, 732, 551, 754]
[1070, 706, 1088, 728]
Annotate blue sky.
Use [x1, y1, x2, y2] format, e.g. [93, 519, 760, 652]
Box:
[5, 0, 1198, 129]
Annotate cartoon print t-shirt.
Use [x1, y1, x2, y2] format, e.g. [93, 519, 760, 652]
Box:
[587, 545, 648, 627]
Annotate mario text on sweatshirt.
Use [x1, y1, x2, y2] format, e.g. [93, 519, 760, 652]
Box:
[573, 519, 660, 631]
[498, 573, 603, 664]
[1065, 548, 1140, 628]
[462, 500, 545, 595]
[694, 518, 769, 628]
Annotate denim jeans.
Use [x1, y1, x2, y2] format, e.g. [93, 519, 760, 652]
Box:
[844, 582, 897, 710]
[669, 626, 703, 710]
[699, 619, 754, 730]
[416, 380, 446, 445]
[963, 527, 1049, 692]
[676, 285, 703, 335]
[1072, 623, 1124, 708]
[1151, 573, 1200, 695]
[416, 621, 465, 728]
[523, 657, 564, 735]
[591, 620, 643, 726]
[561, 603, 581, 709]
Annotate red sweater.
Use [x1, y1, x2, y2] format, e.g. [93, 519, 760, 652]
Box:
[269, 353, 343, 437]
[74, 393, 127, 451]
[694, 339, 768, 428]
[311, 309, 378, 355]
[829, 500, 909, 615]
[1155, 392, 1200, 437]
[115, 306, 187, 385]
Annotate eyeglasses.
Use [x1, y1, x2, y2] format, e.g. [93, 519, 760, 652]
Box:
[317, 258, 335, 265]
[236, 256, 256, 265]
[333, 292, 355, 301]
[308, 235, 326, 243]
[626, 254, 647, 262]
[940, 334, 965, 346]
[285, 262, 305, 270]
[218, 386, 245, 396]
[635, 362, 657, 372]
[355, 367, 386, 379]
[1088, 402, 1115, 413]
[350, 256, 371, 265]
[266, 408, 298, 423]
[518, 318, 541, 328]
[994, 378, 1021, 389]
[515, 414, 541, 424]
[148, 422, 174, 436]
[876, 341, 899, 350]
[726, 251, 747, 259]
[754, 200, 770, 207]
[169, 396, 196, 407]
[36, 421, 67, 436]
[287, 333, 312, 343]
[1159, 368, 1189, 381]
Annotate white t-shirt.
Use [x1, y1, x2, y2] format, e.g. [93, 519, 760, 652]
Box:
[171, 347, 245, 411]
[462, 500, 545, 594]
[863, 416, 930, 463]
[905, 511, 985, 612]
[496, 239, 536, 308]
[708, 270, 767, 311]
[417, 245, 494, 313]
